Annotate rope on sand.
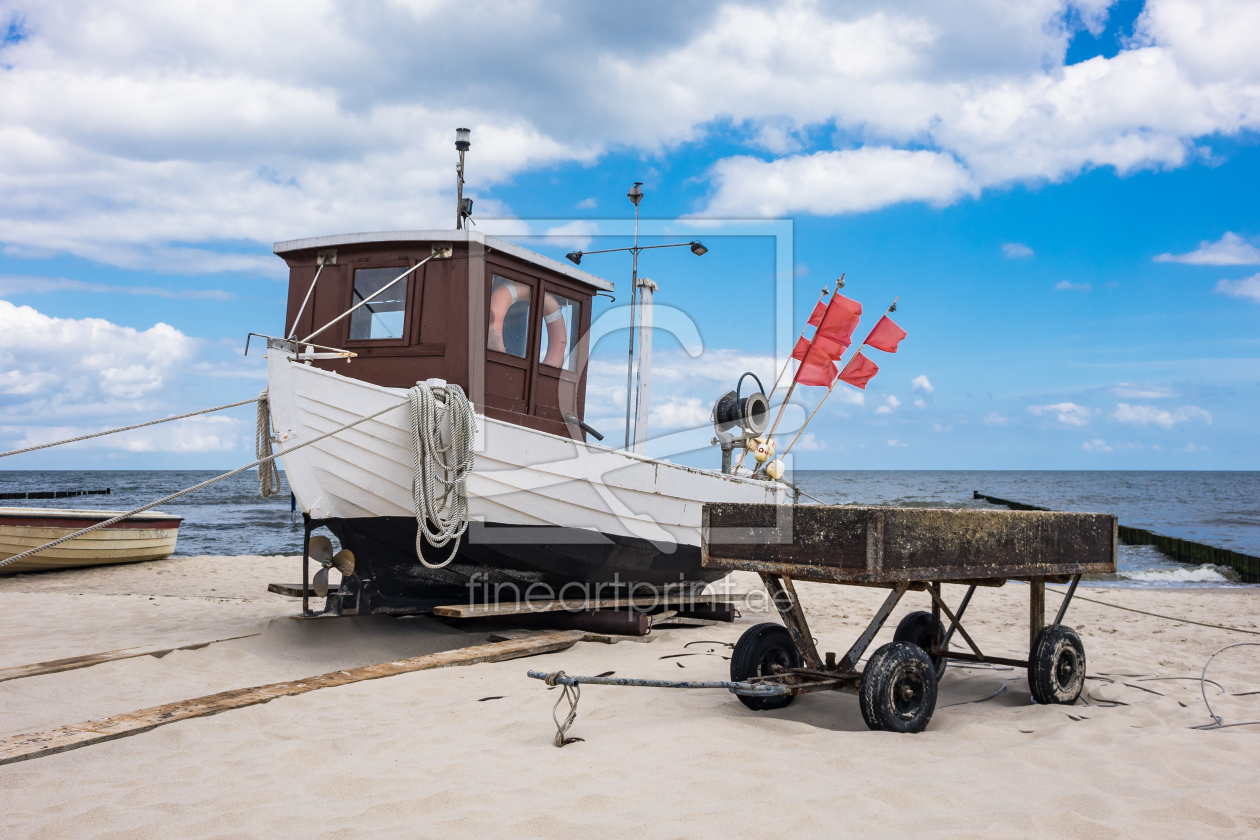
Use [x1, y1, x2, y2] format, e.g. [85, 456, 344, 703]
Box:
[543, 671, 584, 747]
[1192, 643, 1260, 730]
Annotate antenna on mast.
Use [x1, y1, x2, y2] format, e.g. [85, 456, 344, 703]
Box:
[455, 128, 473, 230]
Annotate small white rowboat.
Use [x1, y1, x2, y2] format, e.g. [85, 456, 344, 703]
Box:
[0, 508, 182, 574]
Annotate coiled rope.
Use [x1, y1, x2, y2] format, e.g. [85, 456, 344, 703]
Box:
[255, 390, 280, 499]
[0, 397, 261, 459]
[0, 399, 409, 571]
[408, 382, 476, 569]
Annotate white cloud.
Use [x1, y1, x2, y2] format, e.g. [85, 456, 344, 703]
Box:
[983, 411, 1008, 425]
[914, 398, 927, 409]
[1213, 273, 1260, 302]
[875, 395, 901, 414]
[1082, 438, 1112, 452]
[1182, 442, 1208, 452]
[1028, 402, 1092, 426]
[703, 147, 975, 217]
[1003, 242, 1034, 258]
[887, 439, 907, 448]
[1055, 280, 1092, 291]
[576, 197, 598, 209]
[3, 1, 1260, 267]
[542, 220, 600, 251]
[0, 275, 233, 300]
[648, 396, 711, 430]
[1155, 232, 1260, 265]
[911, 374, 934, 393]
[1112, 402, 1211, 429]
[1110, 383, 1176, 399]
[0, 300, 193, 411]
[790, 432, 825, 452]
[834, 387, 866, 408]
[933, 423, 953, 432]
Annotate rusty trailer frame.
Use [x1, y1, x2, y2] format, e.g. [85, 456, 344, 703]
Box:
[697, 503, 1117, 731]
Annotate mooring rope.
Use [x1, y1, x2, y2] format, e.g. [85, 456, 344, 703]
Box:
[255, 390, 280, 499]
[0, 399, 409, 571]
[408, 382, 476, 569]
[0, 397, 261, 460]
[543, 670, 584, 747]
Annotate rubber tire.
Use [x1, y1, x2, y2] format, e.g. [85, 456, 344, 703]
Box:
[892, 611, 948, 679]
[859, 641, 938, 733]
[730, 622, 802, 711]
[1028, 624, 1086, 705]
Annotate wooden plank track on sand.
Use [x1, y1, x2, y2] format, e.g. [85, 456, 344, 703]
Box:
[0, 635, 261, 684]
[0, 630, 584, 767]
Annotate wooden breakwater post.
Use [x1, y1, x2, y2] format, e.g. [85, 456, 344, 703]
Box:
[0, 488, 111, 501]
[973, 491, 1259, 584]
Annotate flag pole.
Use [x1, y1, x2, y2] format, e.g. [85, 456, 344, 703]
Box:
[781, 297, 899, 459]
[752, 380, 798, 475]
[734, 277, 842, 474]
[767, 276, 842, 400]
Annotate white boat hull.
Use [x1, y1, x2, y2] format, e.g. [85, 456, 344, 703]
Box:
[266, 349, 785, 595]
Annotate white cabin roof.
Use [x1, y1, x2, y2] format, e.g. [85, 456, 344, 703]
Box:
[273, 229, 614, 293]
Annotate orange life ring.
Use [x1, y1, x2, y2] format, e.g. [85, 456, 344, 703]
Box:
[541, 293, 569, 368]
[488, 280, 530, 354]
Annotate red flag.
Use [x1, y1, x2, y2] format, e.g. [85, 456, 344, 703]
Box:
[793, 344, 838, 387]
[864, 315, 906, 353]
[816, 294, 862, 346]
[813, 333, 848, 359]
[791, 335, 811, 360]
[806, 300, 827, 327]
[838, 352, 879, 389]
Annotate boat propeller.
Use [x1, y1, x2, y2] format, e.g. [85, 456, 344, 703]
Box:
[308, 535, 356, 597]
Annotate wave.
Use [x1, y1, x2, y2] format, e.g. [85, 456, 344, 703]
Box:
[1117, 564, 1241, 584]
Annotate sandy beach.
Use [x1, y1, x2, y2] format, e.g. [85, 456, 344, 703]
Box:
[1, 555, 1258, 839]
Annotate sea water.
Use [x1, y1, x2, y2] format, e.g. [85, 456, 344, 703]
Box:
[0, 470, 1255, 588]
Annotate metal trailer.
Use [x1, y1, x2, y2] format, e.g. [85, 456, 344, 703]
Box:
[696, 503, 1118, 732]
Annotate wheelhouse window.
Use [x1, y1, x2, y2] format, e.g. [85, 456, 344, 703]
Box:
[488, 275, 531, 357]
[349, 267, 408, 340]
[539, 292, 581, 371]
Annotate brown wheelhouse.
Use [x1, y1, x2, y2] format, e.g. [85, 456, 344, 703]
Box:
[274, 231, 613, 440]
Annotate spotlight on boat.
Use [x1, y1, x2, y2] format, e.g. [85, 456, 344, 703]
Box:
[566, 250, 583, 265]
[690, 240, 708, 256]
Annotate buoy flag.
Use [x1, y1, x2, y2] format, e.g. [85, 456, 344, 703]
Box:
[816, 294, 863, 346]
[864, 315, 907, 353]
[838, 352, 879, 389]
[793, 344, 839, 387]
[806, 300, 827, 327]
[791, 335, 811, 360]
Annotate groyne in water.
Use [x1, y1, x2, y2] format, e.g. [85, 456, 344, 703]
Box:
[973, 491, 1260, 584]
[0, 489, 112, 501]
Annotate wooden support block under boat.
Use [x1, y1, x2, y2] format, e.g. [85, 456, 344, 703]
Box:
[701, 503, 1117, 584]
[0, 630, 586, 766]
[0, 508, 182, 574]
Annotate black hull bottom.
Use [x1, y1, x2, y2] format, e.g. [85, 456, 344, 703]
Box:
[319, 516, 722, 615]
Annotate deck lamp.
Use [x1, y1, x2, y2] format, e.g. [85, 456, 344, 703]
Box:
[566, 250, 583, 265]
[455, 127, 471, 151]
[627, 182, 643, 206]
[689, 240, 707, 256]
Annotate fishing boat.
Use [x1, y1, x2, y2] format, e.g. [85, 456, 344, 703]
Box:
[0, 508, 182, 574]
[264, 228, 785, 614]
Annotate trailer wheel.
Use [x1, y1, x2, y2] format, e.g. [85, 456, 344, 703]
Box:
[859, 642, 938, 733]
[1029, 624, 1086, 705]
[893, 611, 948, 678]
[730, 622, 801, 711]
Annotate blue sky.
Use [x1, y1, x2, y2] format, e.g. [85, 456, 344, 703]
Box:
[0, 0, 1256, 470]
